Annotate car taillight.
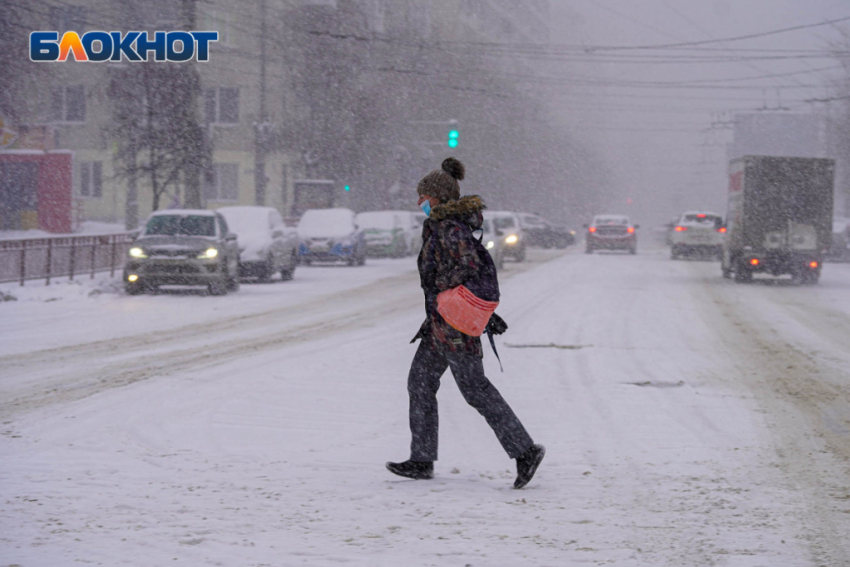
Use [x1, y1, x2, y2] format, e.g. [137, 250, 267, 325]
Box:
[809, 261, 819, 268]
[674, 226, 687, 232]
[627, 227, 635, 234]
[717, 227, 727, 233]
[750, 258, 760, 266]
[588, 227, 597, 233]
[697, 214, 706, 218]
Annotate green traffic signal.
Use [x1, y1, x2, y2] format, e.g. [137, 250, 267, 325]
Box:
[448, 129, 459, 148]
[344, 185, 351, 192]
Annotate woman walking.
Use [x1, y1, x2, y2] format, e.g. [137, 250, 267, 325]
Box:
[386, 158, 545, 489]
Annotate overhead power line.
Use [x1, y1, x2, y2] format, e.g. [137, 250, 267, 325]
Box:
[583, 15, 850, 51]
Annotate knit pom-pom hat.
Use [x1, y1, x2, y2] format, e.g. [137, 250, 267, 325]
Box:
[417, 157, 465, 203]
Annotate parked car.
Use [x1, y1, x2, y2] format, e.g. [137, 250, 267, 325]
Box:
[480, 216, 505, 269]
[669, 211, 725, 260]
[828, 216, 850, 262]
[484, 211, 526, 262]
[297, 208, 366, 266]
[123, 209, 240, 295]
[517, 213, 575, 248]
[356, 210, 412, 257]
[408, 211, 428, 254]
[585, 214, 638, 254]
[218, 206, 299, 281]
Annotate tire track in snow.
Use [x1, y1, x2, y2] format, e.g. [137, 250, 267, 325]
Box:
[696, 268, 850, 567]
[0, 250, 569, 419]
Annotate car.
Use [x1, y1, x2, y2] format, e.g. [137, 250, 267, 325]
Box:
[217, 206, 299, 281]
[517, 213, 575, 248]
[484, 211, 526, 262]
[669, 211, 725, 260]
[585, 214, 638, 254]
[355, 210, 413, 258]
[297, 208, 366, 266]
[479, 216, 505, 269]
[123, 209, 240, 295]
[827, 216, 850, 262]
[408, 211, 428, 254]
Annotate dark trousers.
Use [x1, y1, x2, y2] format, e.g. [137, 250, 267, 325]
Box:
[408, 341, 533, 461]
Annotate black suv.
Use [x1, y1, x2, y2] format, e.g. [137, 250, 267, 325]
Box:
[123, 210, 240, 295]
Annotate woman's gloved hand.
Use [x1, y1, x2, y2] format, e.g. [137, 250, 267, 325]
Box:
[486, 313, 508, 335]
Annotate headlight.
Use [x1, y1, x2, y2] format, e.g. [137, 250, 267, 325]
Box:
[197, 247, 219, 259]
[129, 247, 148, 259]
[486, 240, 495, 250]
[505, 234, 519, 245]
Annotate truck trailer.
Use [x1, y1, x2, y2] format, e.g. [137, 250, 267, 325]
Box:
[722, 155, 834, 284]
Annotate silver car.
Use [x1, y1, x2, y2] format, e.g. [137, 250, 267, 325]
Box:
[218, 206, 299, 281]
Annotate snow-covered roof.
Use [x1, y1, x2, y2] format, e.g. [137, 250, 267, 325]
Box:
[299, 208, 355, 238]
[149, 209, 216, 217]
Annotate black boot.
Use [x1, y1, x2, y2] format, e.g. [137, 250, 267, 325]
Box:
[386, 460, 434, 480]
[513, 444, 545, 489]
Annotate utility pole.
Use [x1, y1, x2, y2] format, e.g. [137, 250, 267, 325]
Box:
[182, 0, 203, 209]
[254, 0, 269, 206]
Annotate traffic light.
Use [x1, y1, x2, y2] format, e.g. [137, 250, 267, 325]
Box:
[344, 185, 351, 192]
[447, 129, 459, 148]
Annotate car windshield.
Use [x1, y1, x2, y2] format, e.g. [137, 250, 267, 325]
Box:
[144, 215, 216, 237]
[522, 216, 546, 227]
[494, 217, 516, 230]
[594, 217, 628, 225]
[219, 208, 272, 237]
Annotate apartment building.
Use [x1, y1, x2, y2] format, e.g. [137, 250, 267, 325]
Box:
[8, 0, 302, 230]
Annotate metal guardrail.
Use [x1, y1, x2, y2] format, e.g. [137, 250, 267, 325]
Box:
[0, 232, 138, 285]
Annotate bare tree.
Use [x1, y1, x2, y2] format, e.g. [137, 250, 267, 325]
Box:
[108, 63, 211, 215]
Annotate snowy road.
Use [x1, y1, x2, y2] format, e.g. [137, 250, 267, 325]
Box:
[2, 247, 850, 566]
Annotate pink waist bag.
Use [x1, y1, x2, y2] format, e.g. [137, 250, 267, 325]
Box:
[436, 285, 499, 337]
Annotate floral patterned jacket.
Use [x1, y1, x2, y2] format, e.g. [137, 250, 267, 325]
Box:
[412, 195, 497, 357]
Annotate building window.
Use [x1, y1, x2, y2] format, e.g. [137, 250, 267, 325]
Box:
[79, 161, 102, 198]
[50, 85, 86, 123]
[204, 163, 239, 201]
[202, 8, 235, 46]
[204, 88, 239, 124]
[50, 6, 88, 33]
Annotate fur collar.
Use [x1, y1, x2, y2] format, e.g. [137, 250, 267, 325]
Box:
[430, 195, 485, 222]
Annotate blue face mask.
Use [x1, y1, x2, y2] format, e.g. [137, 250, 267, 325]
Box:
[420, 200, 432, 217]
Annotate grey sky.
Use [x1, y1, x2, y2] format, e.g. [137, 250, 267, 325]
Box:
[544, 0, 849, 225]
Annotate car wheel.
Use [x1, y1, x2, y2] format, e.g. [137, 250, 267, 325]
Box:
[226, 269, 240, 292]
[515, 245, 527, 262]
[799, 270, 819, 285]
[258, 256, 274, 283]
[734, 261, 752, 283]
[125, 282, 145, 295]
[209, 277, 228, 295]
[281, 251, 297, 281]
[585, 246, 593, 254]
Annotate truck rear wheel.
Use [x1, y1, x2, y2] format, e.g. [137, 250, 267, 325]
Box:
[734, 265, 752, 283]
[799, 270, 820, 285]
